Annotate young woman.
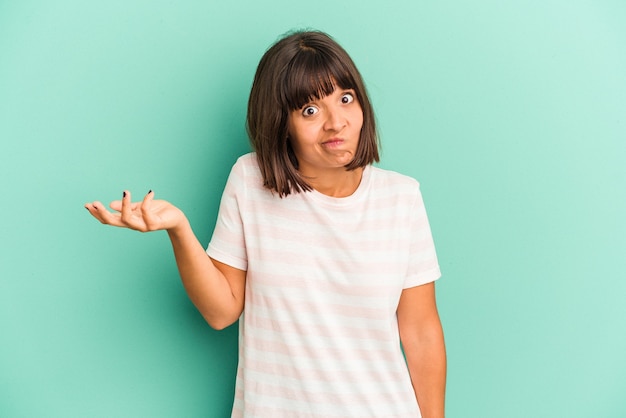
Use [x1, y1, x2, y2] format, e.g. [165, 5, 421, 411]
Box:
[85, 30, 446, 418]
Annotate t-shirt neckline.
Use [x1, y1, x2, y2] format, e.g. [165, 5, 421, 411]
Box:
[306, 165, 371, 206]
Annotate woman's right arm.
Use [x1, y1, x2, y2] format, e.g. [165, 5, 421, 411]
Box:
[85, 190, 246, 330]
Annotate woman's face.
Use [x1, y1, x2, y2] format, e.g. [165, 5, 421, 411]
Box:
[287, 87, 363, 177]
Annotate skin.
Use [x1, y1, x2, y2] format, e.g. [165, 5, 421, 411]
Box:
[398, 283, 447, 418]
[287, 87, 364, 197]
[85, 87, 446, 417]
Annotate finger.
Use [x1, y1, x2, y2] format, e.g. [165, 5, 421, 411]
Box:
[120, 190, 150, 231]
[109, 199, 122, 211]
[141, 190, 156, 230]
[86, 201, 107, 218]
[86, 201, 124, 226]
[120, 190, 133, 226]
[84, 202, 98, 217]
[109, 199, 137, 212]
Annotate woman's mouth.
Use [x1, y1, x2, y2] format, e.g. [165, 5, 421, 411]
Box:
[322, 138, 344, 148]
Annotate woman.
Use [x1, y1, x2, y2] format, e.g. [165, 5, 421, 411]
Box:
[85, 30, 446, 418]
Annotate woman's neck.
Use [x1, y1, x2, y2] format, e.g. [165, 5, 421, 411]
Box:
[304, 167, 364, 198]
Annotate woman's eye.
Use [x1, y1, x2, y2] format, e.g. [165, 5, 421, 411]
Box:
[341, 93, 354, 104]
[302, 106, 318, 116]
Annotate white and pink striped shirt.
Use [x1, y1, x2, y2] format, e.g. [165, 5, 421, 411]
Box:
[207, 153, 440, 417]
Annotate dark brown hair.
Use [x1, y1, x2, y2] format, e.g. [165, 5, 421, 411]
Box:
[246, 30, 379, 197]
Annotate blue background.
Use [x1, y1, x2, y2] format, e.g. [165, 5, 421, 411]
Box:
[1, 1, 625, 416]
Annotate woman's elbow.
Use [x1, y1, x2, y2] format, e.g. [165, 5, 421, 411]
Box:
[204, 312, 240, 331]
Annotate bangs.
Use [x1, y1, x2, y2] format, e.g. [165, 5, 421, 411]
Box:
[282, 49, 356, 111]
[247, 30, 379, 196]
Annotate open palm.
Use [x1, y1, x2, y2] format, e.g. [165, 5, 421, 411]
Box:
[85, 190, 185, 233]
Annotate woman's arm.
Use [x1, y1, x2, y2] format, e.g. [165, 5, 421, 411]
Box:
[167, 219, 246, 329]
[85, 190, 246, 330]
[397, 282, 446, 418]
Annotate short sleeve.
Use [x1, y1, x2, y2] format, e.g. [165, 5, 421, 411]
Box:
[206, 160, 248, 271]
[403, 185, 441, 288]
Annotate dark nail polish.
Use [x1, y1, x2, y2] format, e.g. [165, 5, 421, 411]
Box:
[148, 190, 152, 194]
[123, 191, 127, 198]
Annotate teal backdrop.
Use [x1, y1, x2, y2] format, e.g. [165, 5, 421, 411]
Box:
[1, 1, 625, 417]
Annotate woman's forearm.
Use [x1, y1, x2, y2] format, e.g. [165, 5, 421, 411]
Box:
[167, 220, 245, 330]
[397, 284, 446, 418]
[403, 324, 447, 418]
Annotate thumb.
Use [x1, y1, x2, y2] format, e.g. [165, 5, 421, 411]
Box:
[109, 199, 122, 211]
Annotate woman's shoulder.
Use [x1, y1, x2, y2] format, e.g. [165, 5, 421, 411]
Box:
[368, 165, 421, 192]
[365, 166, 430, 211]
[233, 152, 258, 169]
[230, 153, 261, 178]
[225, 152, 267, 196]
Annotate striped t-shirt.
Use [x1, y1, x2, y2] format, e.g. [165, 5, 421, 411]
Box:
[207, 153, 441, 417]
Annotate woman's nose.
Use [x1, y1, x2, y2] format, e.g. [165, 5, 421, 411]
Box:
[323, 108, 346, 131]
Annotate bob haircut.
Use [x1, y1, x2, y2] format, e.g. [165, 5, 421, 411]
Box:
[247, 30, 379, 197]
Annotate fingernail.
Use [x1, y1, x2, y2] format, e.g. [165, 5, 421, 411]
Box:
[123, 191, 127, 198]
[148, 190, 152, 194]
